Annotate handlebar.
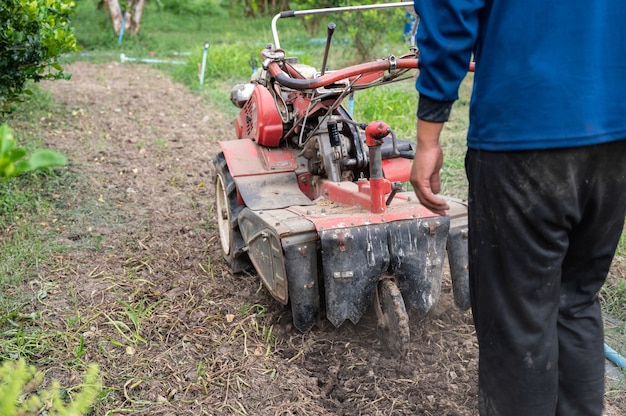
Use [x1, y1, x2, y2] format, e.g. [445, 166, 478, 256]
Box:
[265, 54, 475, 91]
[266, 57, 415, 90]
[271, 2, 414, 49]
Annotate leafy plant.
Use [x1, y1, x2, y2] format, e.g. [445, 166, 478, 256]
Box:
[119, 297, 165, 342]
[102, 297, 164, 347]
[0, 124, 66, 180]
[0, 359, 101, 415]
[0, 0, 79, 115]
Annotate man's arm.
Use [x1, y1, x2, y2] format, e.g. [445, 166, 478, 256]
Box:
[410, 119, 449, 214]
[413, 0, 482, 102]
[410, 0, 483, 211]
[410, 91, 455, 214]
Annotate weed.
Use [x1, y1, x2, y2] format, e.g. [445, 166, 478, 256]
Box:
[199, 253, 215, 280]
[102, 298, 165, 347]
[238, 303, 266, 316]
[102, 313, 141, 346]
[616, 229, 626, 257]
[120, 298, 165, 339]
[73, 335, 87, 362]
[0, 325, 50, 362]
[153, 136, 167, 150]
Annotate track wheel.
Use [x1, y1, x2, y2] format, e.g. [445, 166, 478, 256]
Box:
[376, 278, 410, 355]
[213, 152, 250, 272]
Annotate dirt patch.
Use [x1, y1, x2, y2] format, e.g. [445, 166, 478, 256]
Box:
[30, 62, 623, 415]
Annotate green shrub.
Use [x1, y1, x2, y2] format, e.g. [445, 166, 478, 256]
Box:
[0, 0, 79, 115]
[0, 359, 101, 416]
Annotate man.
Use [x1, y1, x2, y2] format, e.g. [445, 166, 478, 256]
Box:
[409, 1, 626, 415]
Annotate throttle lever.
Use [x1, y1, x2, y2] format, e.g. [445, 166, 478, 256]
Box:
[320, 22, 336, 76]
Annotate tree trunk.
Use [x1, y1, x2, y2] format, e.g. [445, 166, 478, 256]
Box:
[126, 0, 146, 35]
[103, 0, 145, 36]
[104, 0, 123, 36]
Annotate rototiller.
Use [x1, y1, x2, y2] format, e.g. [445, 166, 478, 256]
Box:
[213, 2, 470, 354]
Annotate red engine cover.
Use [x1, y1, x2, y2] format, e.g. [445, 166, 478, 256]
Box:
[235, 85, 283, 147]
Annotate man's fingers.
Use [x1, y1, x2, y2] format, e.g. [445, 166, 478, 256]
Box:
[430, 172, 441, 195]
[415, 184, 450, 215]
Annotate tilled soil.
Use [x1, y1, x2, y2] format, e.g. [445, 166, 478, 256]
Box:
[28, 62, 623, 415]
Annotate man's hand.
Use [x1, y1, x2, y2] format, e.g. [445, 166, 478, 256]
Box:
[410, 119, 450, 215]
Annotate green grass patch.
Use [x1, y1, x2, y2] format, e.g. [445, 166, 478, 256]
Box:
[0, 87, 81, 366]
[352, 83, 417, 140]
[1, 89, 65, 285]
[0, 90, 103, 410]
[351, 74, 471, 199]
[616, 228, 626, 258]
[603, 279, 626, 322]
[71, 1, 274, 59]
[602, 228, 626, 356]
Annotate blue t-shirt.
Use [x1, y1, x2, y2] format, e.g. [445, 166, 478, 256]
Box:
[414, 0, 626, 151]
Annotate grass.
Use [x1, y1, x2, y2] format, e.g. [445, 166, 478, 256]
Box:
[602, 231, 626, 382]
[0, 87, 107, 406]
[0, 88, 64, 285]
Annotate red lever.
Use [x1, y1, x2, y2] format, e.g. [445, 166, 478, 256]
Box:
[365, 121, 390, 147]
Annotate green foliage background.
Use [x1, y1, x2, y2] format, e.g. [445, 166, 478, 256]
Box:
[0, 0, 79, 115]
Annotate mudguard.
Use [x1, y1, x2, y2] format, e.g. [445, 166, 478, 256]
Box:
[236, 173, 313, 210]
[218, 139, 313, 210]
[238, 209, 289, 304]
[320, 216, 449, 327]
[321, 224, 390, 327]
[389, 217, 448, 314]
[237, 207, 321, 332]
[237, 199, 470, 331]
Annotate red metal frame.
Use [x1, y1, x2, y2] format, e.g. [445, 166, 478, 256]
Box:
[219, 139, 298, 177]
[313, 179, 392, 213]
[287, 195, 439, 231]
[381, 158, 411, 182]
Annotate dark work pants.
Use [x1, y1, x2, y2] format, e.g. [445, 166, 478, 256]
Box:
[465, 139, 626, 416]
